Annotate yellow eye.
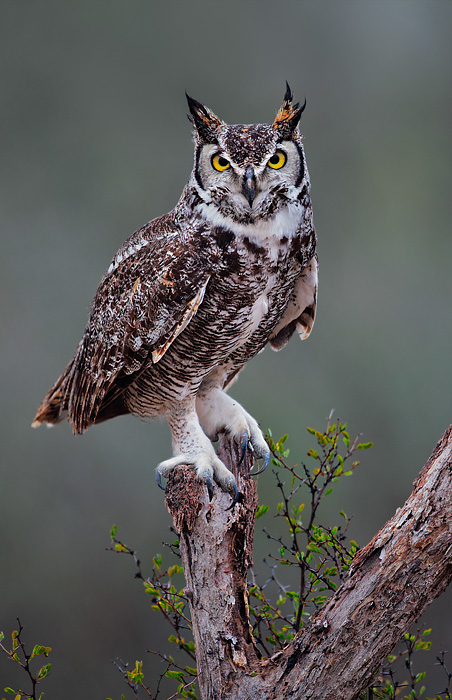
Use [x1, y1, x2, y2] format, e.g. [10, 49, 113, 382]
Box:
[267, 150, 286, 169]
[212, 153, 231, 172]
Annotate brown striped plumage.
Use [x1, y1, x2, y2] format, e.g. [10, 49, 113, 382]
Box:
[33, 85, 318, 502]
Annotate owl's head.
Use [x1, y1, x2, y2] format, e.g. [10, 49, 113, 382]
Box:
[186, 84, 308, 226]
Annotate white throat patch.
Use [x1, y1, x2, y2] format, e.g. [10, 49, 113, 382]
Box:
[197, 198, 303, 252]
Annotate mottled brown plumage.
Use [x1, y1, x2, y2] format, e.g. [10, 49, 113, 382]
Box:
[33, 85, 318, 502]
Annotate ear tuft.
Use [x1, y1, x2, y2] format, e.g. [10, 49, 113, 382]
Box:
[273, 82, 306, 138]
[185, 92, 223, 143]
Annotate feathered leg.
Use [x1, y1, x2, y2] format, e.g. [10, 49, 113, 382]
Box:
[157, 395, 239, 503]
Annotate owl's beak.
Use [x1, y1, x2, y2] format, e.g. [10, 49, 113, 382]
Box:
[242, 166, 256, 207]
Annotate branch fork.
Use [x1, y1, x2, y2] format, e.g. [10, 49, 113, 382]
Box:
[165, 427, 452, 700]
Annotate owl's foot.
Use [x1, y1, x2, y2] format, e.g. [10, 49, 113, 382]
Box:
[156, 448, 239, 507]
[196, 388, 270, 474]
[239, 431, 270, 476]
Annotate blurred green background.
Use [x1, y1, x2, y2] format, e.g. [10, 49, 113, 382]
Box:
[1, 0, 451, 695]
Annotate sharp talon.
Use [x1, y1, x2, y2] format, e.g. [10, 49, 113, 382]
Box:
[251, 452, 270, 477]
[225, 481, 240, 511]
[239, 432, 249, 464]
[155, 471, 166, 492]
[205, 475, 214, 501]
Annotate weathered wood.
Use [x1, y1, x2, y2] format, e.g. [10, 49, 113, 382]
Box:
[165, 426, 452, 700]
[165, 441, 261, 699]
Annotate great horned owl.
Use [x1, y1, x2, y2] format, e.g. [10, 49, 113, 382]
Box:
[33, 84, 318, 505]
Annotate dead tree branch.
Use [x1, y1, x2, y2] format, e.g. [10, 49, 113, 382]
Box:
[165, 426, 452, 700]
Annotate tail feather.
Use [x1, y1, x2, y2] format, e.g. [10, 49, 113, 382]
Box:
[32, 360, 75, 428]
[33, 337, 133, 434]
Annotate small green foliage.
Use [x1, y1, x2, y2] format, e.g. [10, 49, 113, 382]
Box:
[107, 527, 198, 698]
[30, 644, 51, 660]
[357, 441, 373, 450]
[256, 504, 269, 519]
[166, 668, 185, 681]
[360, 627, 451, 700]
[254, 416, 367, 651]
[36, 663, 51, 680]
[127, 659, 144, 684]
[0, 619, 52, 699]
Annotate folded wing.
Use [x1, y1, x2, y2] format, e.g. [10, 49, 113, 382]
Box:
[33, 226, 212, 433]
[269, 255, 318, 351]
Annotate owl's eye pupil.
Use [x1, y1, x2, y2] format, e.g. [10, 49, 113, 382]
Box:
[218, 157, 228, 167]
[269, 155, 280, 165]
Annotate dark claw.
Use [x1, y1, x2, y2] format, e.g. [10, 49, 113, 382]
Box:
[155, 471, 166, 492]
[251, 451, 270, 476]
[239, 432, 249, 464]
[204, 475, 214, 501]
[225, 480, 240, 511]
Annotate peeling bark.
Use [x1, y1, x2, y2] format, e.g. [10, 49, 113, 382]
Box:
[165, 426, 452, 700]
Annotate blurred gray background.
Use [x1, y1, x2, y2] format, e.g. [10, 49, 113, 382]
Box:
[1, 0, 451, 696]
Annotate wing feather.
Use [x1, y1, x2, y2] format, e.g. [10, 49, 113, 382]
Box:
[33, 221, 215, 433]
[269, 255, 318, 351]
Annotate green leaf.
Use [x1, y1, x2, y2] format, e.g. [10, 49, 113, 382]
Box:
[36, 663, 51, 680]
[114, 543, 128, 553]
[4, 689, 16, 695]
[184, 665, 198, 675]
[128, 660, 144, 683]
[256, 505, 269, 519]
[31, 645, 51, 659]
[153, 553, 162, 570]
[110, 524, 118, 539]
[357, 442, 373, 450]
[144, 586, 159, 596]
[307, 543, 321, 553]
[165, 669, 185, 681]
[307, 448, 319, 459]
[0, 631, 3, 643]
